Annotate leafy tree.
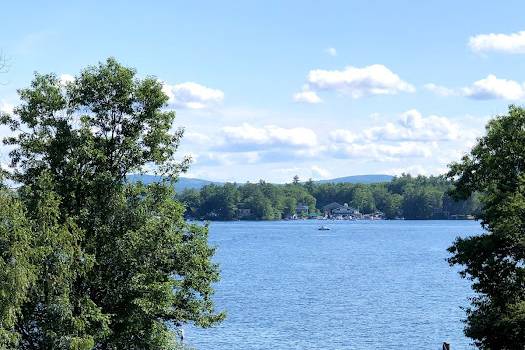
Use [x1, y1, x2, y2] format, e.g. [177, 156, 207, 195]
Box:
[402, 186, 443, 219]
[292, 175, 300, 185]
[281, 197, 297, 217]
[373, 186, 402, 219]
[0, 188, 36, 348]
[351, 185, 376, 213]
[244, 190, 275, 220]
[178, 188, 202, 218]
[17, 173, 107, 349]
[0, 58, 223, 349]
[197, 184, 239, 220]
[442, 192, 481, 217]
[304, 178, 315, 194]
[447, 105, 525, 348]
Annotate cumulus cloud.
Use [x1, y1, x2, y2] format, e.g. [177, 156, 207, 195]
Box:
[192, 151, 260, 167]
[384, 164, 442, 176]
[311, 165, 331, 179]
[0, 101, 14, 114]
[329, 129, 357, 143]
[325, 47, 337, 56]
[328, 141, 433, 161]
[305, 64, 415, 99]
[293, 90, 322, 104]
[59, 74, 74, 85]
[162, 82, 224, 109]
[363, 109, 460, 142]
[424, 83, 456, 97]
[219, 123, 318, 151]
[469, 30, 525, 54]
[426, 75, 525, 101]
[462, 74, 525, 100]
[196, 108, 472, 167]
[184, 131, 212, 144]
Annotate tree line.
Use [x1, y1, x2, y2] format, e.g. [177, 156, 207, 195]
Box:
[176, 174, 481, 220]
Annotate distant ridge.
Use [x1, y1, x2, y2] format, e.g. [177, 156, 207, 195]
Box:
[126, 174, 222, 192]
[127, 174, 393, 192]
[317, 174, 393, 184]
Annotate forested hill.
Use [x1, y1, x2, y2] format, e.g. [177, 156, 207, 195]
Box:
[127, 174, 394, 192]
[127, 174, 222, 192]
[317, 174, 394, 184]
[175, 174, 481, 221]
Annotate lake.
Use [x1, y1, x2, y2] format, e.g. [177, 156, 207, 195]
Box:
[186, 220, 482, 350]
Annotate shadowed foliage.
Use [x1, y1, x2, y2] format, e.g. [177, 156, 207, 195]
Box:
[448, 105, 525, 349]
[0, 58, 224, 349]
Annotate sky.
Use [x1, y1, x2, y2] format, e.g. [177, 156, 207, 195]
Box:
[1, 1, 525, 183]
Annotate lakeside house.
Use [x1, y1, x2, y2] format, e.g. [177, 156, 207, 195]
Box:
[322, 202, 360, 218]
[295, 203, 309, 216]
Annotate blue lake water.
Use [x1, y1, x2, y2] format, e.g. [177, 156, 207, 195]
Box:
[186, 220, 482, 350]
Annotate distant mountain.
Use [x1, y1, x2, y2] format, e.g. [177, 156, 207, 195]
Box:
[317, 174, 393, 184]
[126, 174, 222, 192]
[127, 174, 393, 192]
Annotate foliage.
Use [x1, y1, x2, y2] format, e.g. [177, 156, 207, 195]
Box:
[177, 174, 480, 220]
[0, 188, 35, 347]
[0, 58, 223, 349]
[447, 105, 525, 348]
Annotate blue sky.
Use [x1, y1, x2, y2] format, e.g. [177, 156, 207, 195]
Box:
[1, 1, 525, 182]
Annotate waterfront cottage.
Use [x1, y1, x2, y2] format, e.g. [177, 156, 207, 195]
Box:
[295, 203, 309, 216]
[322, 202, 360, 218]
[322, 202, 344, 215]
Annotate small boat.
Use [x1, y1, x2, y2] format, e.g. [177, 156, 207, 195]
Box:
[318, 225, 330, 231]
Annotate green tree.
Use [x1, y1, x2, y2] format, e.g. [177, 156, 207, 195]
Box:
[178, 188, 202, 218]
[373, 186, 402, 219]
[304, 178, 315, 194]
[401, 186, 442, 219]
[281, 197, 297, 218]
[0, 58, 223, 349]
[447, 105, 525, 348]
[17, 174, 108, 349]
[351, 185, 375, 213]
[0, 188, 36, 348]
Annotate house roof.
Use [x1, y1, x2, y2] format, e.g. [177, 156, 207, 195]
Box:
[332, 207, 358, 213]
[322, 202, 344, 211]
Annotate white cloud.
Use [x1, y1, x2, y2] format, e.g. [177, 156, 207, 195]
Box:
[187, 109, 479, 170]
[0, 101, 14, 114]
[220, 123, 318, 151]
[469, 30, 525, 54]
[311, 165, 331, 179]
[329, 129, 357, 143]
[426, 75, 525, 101]
[424, 83, 456, 97]
[325, 47, 337, 56]
[363, 109, 460, 142]
[184, 131, 211, 144]
[162, 82, 224, 109]
[306, 64, 415, 99]
[59, 74, 74, 85]
[293, 90, 322, 104]
[329, 141, 433, 161]
[191, 151, 260, 167]
[462, 74, 525, 100]
[384, 164, 440, 177]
